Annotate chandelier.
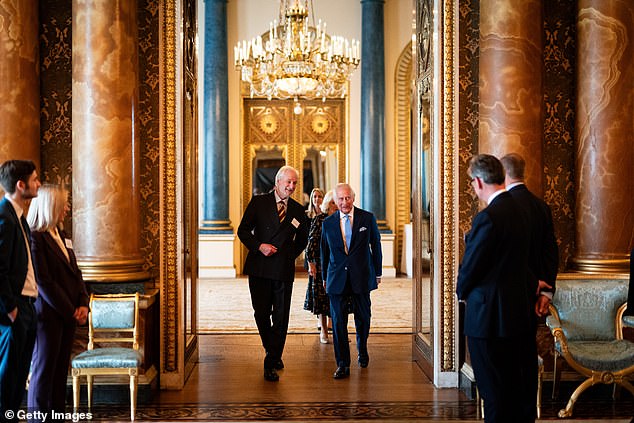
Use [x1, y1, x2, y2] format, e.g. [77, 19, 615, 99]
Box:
[234, 0, 360, 106]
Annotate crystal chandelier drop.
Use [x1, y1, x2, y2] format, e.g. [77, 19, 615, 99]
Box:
[234, 0, 360, 102]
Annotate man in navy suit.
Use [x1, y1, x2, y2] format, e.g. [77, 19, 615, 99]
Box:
[0, 160, 41, 420]
[501, 153, 558, 315]
[501, 152, 559, 421]
[320, 183, 382, 379]
[238, 165, 309, 382]
[456, 154, 536, 423]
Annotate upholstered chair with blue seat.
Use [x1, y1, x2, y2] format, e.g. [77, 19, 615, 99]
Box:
[546, 278, 634, 418]
[71, 293, 141, 421]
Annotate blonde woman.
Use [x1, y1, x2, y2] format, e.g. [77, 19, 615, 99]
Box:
[304, 190, 337, 343]
[306, 188, 324, 219]
[26, 185, 89, 417]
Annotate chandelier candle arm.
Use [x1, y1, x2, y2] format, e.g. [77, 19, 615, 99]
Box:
[234, 0, 360, 100]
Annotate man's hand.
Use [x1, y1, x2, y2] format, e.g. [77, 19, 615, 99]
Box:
[376, 277, 382, 285]
[536, 280, 552, 296]
[8, 307, 18, 323]
[258, 243, 278, 256]
[74, 306, 89, 325]
[308, 262, 317, 277]
[535, 295, 551, 317]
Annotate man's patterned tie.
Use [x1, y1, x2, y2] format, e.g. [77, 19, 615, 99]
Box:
[278, 200, 286, 222]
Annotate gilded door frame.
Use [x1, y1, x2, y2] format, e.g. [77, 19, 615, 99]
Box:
[158, 0, 199, 389]
[412, 0, 460, 387]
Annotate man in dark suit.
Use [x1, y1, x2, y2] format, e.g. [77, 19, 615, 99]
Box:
[0, 160, 41, 420]
[320, 183, 382, 379]
[456, 154, 536, 423]
[500, 152, 559, 421]
[501, 153, 558, 315]
[237, 165, 309, 382]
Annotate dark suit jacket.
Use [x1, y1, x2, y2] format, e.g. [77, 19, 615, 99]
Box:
[320, 207, 382, 295]
[0, 197, 29, 325]
[237, 192, 309, 282]
[508, 184, 558, 292]
[456, 191, 535, 338]
[30, 229, 89, 323]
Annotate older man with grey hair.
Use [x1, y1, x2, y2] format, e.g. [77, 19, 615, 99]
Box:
[238, 165, 309, 382]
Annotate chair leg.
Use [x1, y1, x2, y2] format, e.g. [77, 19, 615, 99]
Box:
[537, 362, 543, 419]
[619, 379, 634, 397]
[130, 373, 138, 421]
[551, 350, 559, 399]
[72, 374, 80, 412]
[87, 375, 93, 410]
[475, 387, 483, 420]
[559, 377, 594, 418]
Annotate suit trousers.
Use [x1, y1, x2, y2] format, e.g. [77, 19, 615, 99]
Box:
[329, 279, 371, 367]
[27, 310, 77, 420]
[248, 276, 293, 369]
[0, 297, 36, 422]
[468, 334, 536, 423]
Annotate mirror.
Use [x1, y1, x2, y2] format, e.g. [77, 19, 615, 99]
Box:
[302, 145, 338, 198]
[252, 146, 285, 195]
[182, 0, 198, 365]
[412, 0, 434, 370]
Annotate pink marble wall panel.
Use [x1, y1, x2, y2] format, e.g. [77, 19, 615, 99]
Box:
[478, 0, 543, 195]
[71, 0, 142, 262]
[573, 0, 634, 266]
[0, 0, 40, 167]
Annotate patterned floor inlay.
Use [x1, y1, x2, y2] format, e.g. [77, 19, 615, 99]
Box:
[85, 399, 634, 422]
[88, 401, 477, 421]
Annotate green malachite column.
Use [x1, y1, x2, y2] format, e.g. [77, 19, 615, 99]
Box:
[360, 0, 388, 230]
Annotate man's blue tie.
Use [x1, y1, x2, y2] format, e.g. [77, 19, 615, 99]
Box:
[344, 214, 352, 251]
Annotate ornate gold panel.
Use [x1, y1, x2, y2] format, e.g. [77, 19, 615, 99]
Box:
[242, 98, 347, 211]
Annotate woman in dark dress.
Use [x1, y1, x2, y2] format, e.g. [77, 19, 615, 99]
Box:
[304, 190, 337, 343]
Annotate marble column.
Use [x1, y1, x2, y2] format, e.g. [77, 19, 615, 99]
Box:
[72, 0, 149, 284]
[360, 0, 387, 227]
[0, 1, 40, 171]
[201, 0, 231, 233]
[570, 0, 634, 273]
[478, 0, 543, 195]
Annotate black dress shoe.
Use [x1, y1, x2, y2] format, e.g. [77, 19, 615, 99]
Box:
[358, 356, 369, 368]
[274, 359, 284, 370]
[333, 366, 350, 379]
[264, 368, 279, 381]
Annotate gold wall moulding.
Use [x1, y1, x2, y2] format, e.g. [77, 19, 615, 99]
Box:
[77, 258, 150, 283]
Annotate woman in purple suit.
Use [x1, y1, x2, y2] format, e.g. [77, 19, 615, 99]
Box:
[26, 185, 89, 419]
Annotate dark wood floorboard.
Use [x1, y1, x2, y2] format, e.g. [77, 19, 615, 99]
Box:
[86, 333, 634, 422]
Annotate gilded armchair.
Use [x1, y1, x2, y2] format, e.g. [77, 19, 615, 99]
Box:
[546, 279, 634, 418]
[71, 293, 142, 421]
